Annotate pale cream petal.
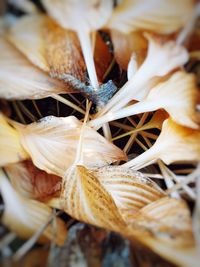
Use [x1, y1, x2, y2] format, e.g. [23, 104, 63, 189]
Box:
[95, 35, 188, 119]
[90, 71, 199, 129]
[0, 113, 28, 166]
[13, 116, 126, 176]
[124, 118, 200, 169]
[42, 0, 113, 32]
[108, 0, 194, 34]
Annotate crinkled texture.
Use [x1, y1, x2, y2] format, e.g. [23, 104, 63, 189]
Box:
[108, 0, 194, 34]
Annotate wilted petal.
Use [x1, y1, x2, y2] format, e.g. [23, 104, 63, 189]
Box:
[5, 160, 61, 201]
[13, 116, 126, 176]
[90, 71, 199, 129]
[0, 113, 28, 166]
[0, 169, 67, 245]
[96, 34, 188, 117]
[107, 0, 194, 34]
[0, 38, 69, 100]
[124, 118, 200, 169]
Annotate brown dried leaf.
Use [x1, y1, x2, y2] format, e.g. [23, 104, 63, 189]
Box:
[5, 160, 61, 201]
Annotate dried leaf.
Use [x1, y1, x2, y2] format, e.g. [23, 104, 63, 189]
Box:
[61, 165, 126, 232]
[90, 166, 165, 220]
[13, 116, 126, 176]
[127, 197, 198, 267]
[0, 38, 69, 100]
[5, 160, 61, 201]
[0, 169, 67, 245]
[124, 118, 200, 169]
[90, 71, 199, 129]
[107, 0, 194, 34]
[8, 14, 86, 82]
[0, 113, 28, 166]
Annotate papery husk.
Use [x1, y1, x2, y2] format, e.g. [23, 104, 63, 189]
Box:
[0, 37, 69, 100]
[0, 169, 67, 245]
[12, 115, 126, 176]
[107, 0, 194, 34]
[111, 30, 147, 70]
[7, 14, 86, 82]
[124, 118, 200, 169]
[90, 71, 199, 129]
[0, 113, 28, 166]
[61, 165, 126, 232]
[96, 34, 188, 118]
[5, 160, 61, 201]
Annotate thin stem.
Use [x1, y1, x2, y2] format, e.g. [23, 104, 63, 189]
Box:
[32, 100, 42, 118]
[12, 101, 26, 124]
[52, 94, 85, 115]
[17, 101, 37, 122]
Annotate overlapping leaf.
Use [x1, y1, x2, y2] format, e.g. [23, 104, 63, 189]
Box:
[13, 115, 126, 176]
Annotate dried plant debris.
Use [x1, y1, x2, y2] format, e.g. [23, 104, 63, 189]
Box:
[1, 1, 200, 267]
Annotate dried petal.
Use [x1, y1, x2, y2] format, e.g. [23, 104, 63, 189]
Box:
[13, 116, 126, 176]
[90, 71, 199, 129]
[0, 169, 67, 245]
[0, 113, 28, 166]
[96, 34, 188, 118]
[108, 0, 194, 34]
[124, 118, 200, 169]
